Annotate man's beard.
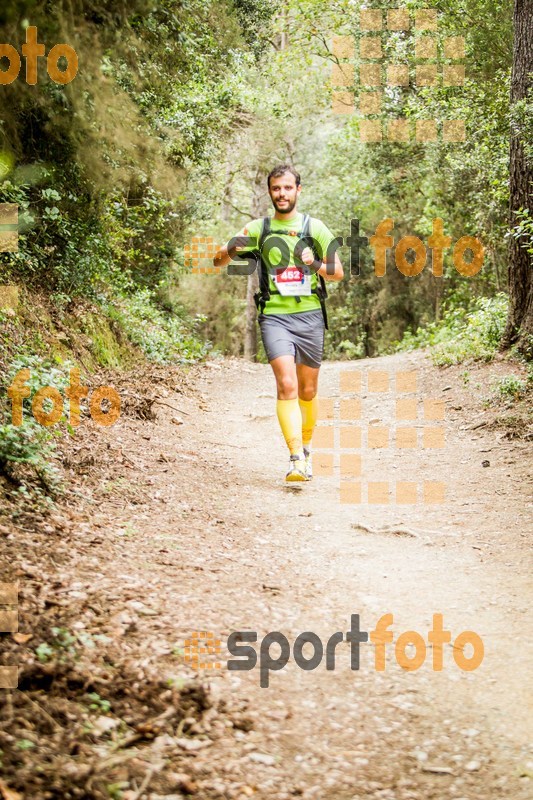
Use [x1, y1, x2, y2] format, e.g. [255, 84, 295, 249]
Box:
[272, 196, 297, 213]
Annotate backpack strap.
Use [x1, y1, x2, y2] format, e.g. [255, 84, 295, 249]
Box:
[253, 214, 329, 329]
[300, 215, 329, 330]
[259, 215, 271, 246]
[293, 214, 313, 305]
[300, 213, 311, 239]
[253, 217, 272, 314]
[259, 216, 271, 300]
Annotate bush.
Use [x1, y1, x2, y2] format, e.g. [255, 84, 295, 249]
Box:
[104, 289, 211, 364]
[397, 294, 509, 365]
[0, 419, 60, 492]
[0, 179, 181, 301]
[0, 356, 70, 497]
[494, 374, 527, 400]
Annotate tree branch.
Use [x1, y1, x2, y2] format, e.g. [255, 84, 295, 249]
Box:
[224, 198, 255, 219]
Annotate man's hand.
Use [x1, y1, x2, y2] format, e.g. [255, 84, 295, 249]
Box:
[300, 246, 315, 266]
[318, 252, 344, 281]
[228, 234, 253, 256]
[214, 234, 254, 269]
[299, 245, 344, 281]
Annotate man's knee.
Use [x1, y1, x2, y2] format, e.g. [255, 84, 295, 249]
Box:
[277, 374, 298, 398]
[299, 385, 317, 401]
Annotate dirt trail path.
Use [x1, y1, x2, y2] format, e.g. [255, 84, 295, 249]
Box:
[184, 351, 532, 798]
[6, 351, 532, 800]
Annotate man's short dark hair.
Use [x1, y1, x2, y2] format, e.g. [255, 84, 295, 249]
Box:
[267, 164, 301, 189]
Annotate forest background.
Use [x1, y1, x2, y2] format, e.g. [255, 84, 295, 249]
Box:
[0, 0, 531, 371]
[0, 3, 532, 794]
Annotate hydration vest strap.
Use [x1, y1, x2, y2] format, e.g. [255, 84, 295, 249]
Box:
[301, 215, 329, 329]
[253, 216, 272, 313]
[253, 214, 329, 328]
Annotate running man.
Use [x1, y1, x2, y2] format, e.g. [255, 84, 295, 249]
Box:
[214, 164, 343, 481]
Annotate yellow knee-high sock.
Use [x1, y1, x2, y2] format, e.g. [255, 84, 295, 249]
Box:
[276, 399, 303, 455]
[299, 396, 318, 448]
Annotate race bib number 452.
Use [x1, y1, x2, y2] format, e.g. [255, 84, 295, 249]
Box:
[274, 267, 312, 296]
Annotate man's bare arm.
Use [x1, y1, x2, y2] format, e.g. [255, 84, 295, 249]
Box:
[318, 252, 344, 281]
[213, 234, 252, 269]
[301, 238, 344, 281]
[213, 243, 232, 270]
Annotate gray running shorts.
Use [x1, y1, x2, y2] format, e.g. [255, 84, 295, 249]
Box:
[258, 309, 325, 368]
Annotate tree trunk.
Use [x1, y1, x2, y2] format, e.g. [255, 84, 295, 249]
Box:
[244, 268, 259, 361]
[244, 171, 268, 361]
[434, 279, 442, 323]
[502, 0, 533, 355]
[221, 161, 233, 223]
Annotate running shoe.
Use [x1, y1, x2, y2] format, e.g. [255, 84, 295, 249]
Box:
[303, 447, 313, 480]
[285, 453, 307, 482]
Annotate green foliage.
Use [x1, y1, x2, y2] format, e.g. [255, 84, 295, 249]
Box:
[0, 179, 183, 299]
[396, 305, 468, 351]
[0, 418, 61, 495]
[250, 0, 514, 359]
[34, 626, 109, 663]
[508, 208, 533, 257]
[398, 293, 509, 365]
[35, 642, 55, 663]
[86, 692, 112, 714]
[0, 356, 74, 496]
[0, 174, 112, 297]
[105, 289, 211, 364]
[35, 629, 74, 662]
[6, 354, 73, 399]
[0, 0, 275, 364]
[0, 0, 521, 363]
[106, 784, 126, 800]
[494, 374, 527, 401]
[15, 739, 35, 751]
[233, 0, 280, 60]
[0, 418, 56, 470]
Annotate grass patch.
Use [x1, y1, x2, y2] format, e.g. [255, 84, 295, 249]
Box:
[105, 289, 211, 365]
[397, 294, 510, 365]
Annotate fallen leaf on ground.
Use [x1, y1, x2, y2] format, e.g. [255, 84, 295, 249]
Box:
[12, 633, 33, 644]
[421, 764, 454, 775]
[0, 779, 23, 800]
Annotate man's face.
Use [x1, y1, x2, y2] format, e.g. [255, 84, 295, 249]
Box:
[268, 172, 301, 214]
